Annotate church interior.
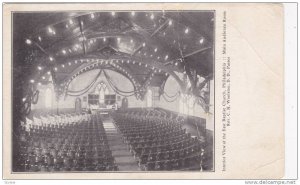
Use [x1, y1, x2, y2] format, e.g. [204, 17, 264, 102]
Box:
[13, 11, 214, 172]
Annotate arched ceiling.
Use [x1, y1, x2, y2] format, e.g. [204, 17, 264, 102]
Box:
[13, 11, 214, 98]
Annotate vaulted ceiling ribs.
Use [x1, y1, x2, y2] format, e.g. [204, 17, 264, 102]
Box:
[15, 11, 214, 99]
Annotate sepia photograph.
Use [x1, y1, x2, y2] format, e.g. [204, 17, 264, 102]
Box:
[11, 10, 215, 173]
[3, 3, 290, 180]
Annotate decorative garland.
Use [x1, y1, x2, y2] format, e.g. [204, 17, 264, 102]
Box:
[163, 91, 180, 98]
[65, 69, 138, 98]
[103, 70, 137, 97]
[197, 96, 210, 113]
[160, 90, 180, 103]
[103, 70, 136, 94]
[31, 90, 39, 104]
[21, 100, 31, 115]
[67, 70, 102, 96]
[162, 93, 178, 102]
[67, 81, 97, 96]
[108, 85, 135, 97]
[20, 88, 39, 116]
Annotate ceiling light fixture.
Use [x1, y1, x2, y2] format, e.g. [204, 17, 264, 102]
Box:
[168, 20, 173, 26]
[185, 28, 189, 34]
[150, 14, 154, 19]
[131, 11, 135, 16]
[37, 66, 42, 70]
[200, 38, 204, 44]
[38, 36, 42, 42]
[48, 27, 53, 33]
[154, 48, 157, 52]
[25, 39, 32, 45]
[49, 57, 53, 61]
[91, 13, 95, 19]
[111, 11, 115, 16]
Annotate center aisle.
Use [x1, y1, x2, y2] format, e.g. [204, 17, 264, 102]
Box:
[102, 116, 140, 171]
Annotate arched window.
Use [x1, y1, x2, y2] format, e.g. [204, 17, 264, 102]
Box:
[179, 94, 188, 115]
[179, 77, 195, 115]
[179, 94, 194, 115]
[96, 82, 110, 104]
[45, 88, 52, 108]
[187, 95, 195, 116]
[146, 89, 153, 107]
[179, 94, 184, 114]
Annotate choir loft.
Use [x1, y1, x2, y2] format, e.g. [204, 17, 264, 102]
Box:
[13, 11, 214, 172]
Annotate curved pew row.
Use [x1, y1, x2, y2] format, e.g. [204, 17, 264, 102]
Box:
[112, 109, 206, 171]
[15, 113, 117, 172]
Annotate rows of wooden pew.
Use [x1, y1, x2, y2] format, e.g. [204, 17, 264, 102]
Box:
[24, 112, 91, 129]
[112, 109, 205, 171]
[14, 113, 117, 172]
